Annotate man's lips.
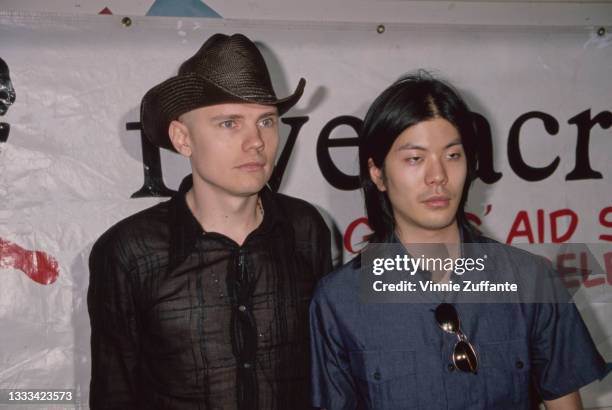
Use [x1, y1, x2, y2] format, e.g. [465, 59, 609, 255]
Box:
[422, 196, 451, 208]
[236, 161, 266, 171]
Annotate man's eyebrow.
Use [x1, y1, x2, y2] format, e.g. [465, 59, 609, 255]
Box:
[397, 143, 426, 151]
[258, 111, 278, 119]
[209, 111, 278, 122]
[210, 114, 243, 121]
[445, 140, 463, 148]
[396, 139, 463, 151]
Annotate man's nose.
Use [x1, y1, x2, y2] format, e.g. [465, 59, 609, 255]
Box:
[242, 123, 265, 151]
[425, 158, 448, 185]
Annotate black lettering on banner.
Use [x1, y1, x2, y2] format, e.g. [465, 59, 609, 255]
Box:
[127, 116, 308, 198]
[0, 57, 16, 143]
[127, 122, 176, 198]
[126, 108, 607, 198]
[566, 109, 611, 181]
[316, 115, 362, 191]
[0, 121, 8, 143]
[472, 112, 502, 184]
[268, 116, 309, 192]
[508, 111, 560, 181]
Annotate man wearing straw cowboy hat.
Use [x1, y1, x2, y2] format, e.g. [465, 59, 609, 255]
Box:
[88, 33, 331, 409]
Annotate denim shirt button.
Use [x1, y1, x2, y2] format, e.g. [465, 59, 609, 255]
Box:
[373, 371, 381, 380]
[447, 363, 456, 372]
[515, 360, 524, 369]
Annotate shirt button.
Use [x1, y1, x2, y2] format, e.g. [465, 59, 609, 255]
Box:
[448, 363, 456, 372]
[238, 305, 247, 312]
[243, 362, 252, 369]
[373, 371, 381, 380]
[515, 360, 524, 369]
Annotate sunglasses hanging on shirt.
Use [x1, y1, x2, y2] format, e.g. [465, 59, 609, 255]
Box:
[435, 303, 479, 374]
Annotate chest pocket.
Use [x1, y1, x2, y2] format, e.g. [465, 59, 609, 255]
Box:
[479, 340, 531, 408]
[349, 350, 418, 410]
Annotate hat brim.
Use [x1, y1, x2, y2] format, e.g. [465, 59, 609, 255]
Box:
[141, 73, 306, 152]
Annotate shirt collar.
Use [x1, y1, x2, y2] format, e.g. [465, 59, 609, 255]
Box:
[388, 224, 484, 276]
[167, 174, 287, 271]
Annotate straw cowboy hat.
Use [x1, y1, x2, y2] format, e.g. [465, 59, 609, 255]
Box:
[141, 33, 305, 151]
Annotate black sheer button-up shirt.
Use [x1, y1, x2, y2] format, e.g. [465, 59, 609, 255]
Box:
[88, 175, 332, 409]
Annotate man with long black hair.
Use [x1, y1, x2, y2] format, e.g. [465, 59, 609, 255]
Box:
[310, 72, 607, 409]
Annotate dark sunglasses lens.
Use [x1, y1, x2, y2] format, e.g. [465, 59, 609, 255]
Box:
[435, 303, 459, 333]
[453, 340, 478, 373]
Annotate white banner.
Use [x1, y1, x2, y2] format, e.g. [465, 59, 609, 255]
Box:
[0, 13, 610, 408]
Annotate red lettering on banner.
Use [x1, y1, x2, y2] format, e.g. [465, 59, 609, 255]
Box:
[506, 209, 578, 244]
[343, 217, 371, 254]
[506, 211, 535, 244]
[556, 253, 580, 288]
[555, 251, 610, 288]
[578, 252, 606, 288]
[466, 205, 492, 228]
[465, 212, 481, 226]
[537, 209, 545, 243]
[549, 209, 578, 243]
[599, 207, 612, 242]
[0, 238, 59, 285]
[605, 252, 612, 285]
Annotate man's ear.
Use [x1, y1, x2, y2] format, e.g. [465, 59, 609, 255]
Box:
[168, 120, 192, 157]
[368, 158, 386, 192]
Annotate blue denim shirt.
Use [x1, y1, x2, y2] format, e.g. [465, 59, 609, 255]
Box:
[310, 238, 608, 410]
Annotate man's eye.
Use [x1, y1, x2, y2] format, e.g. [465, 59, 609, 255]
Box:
[220, 120, 236, 129]
[258, 117, 275, 128]
[406, 157, 421, 165]
[448, 152, 462, 160]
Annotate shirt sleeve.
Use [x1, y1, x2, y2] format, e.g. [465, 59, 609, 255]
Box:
[309, 282, 358, 410]
[530, 300, 609, 400]
[87, 236, 141, 409]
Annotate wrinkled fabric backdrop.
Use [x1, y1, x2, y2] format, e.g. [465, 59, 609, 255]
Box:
[0, 13, 611, 408]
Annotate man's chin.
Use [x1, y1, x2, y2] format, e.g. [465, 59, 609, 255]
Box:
[419, 215, 459, 232]
[231, 181, 269, 197]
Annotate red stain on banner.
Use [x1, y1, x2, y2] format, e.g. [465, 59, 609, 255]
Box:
[484, 204, 492, 216]
[0, 238, 59, 285]
[98, 7, 113, 15]
[344, 217, 371, 254]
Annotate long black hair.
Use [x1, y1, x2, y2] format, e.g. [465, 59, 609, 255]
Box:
[359, 71, 478, 243]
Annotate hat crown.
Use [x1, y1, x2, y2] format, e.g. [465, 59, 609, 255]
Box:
[141, 33, 305, 151]
[178, 33, 276, 102]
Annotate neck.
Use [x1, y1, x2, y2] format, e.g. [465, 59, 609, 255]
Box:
[186, 180, 263, 246]
[395, 221, 461, 245]
[395, 221, 462, 284]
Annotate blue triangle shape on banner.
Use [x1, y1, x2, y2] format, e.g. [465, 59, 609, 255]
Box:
[147, 0, 221, 18]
